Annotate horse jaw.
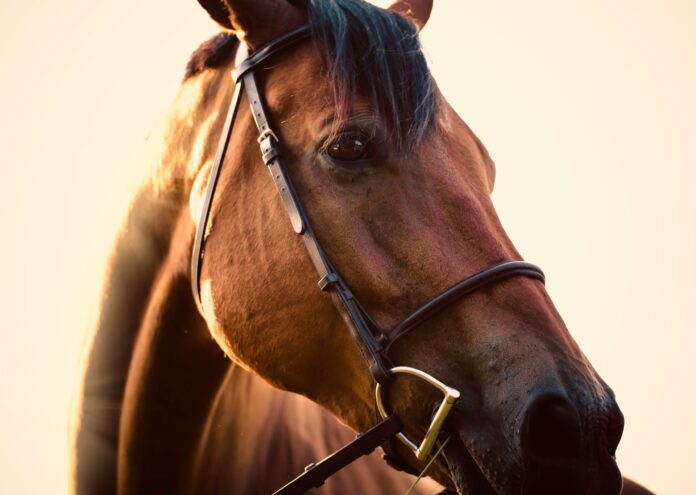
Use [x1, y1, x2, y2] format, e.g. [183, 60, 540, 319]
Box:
[443, 435, 497, 495]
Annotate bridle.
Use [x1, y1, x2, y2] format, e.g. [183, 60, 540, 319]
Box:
[190, 26, 545, 495]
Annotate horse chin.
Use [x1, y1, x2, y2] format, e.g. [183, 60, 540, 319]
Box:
[442, 434, 498, 495]
[439, 432, 624, 495]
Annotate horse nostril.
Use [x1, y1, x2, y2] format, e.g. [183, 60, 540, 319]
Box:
[522, 393, 582, 462]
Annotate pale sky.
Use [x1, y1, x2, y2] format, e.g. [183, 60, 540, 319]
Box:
[1, 1, 694, 493]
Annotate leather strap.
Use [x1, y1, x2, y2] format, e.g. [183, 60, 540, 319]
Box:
[385, 261, 545, 354]
[190, 76, 243, 315]
[242, 69, 393, 385]
[231, 26, 311, 83]
[272, 415, 402, 495]
[242, 72, 306, 234]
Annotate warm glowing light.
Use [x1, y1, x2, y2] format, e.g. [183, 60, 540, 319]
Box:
[1, 1, 693, 494]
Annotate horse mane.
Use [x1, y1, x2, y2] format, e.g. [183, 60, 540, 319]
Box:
[184, 0, 436, 149]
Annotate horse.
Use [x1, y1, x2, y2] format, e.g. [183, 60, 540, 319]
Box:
[69, 0, 655, 493]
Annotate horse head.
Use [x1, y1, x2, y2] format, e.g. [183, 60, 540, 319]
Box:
[191, 0, 624, 493]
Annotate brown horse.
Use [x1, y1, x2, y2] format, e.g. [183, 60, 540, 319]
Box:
[70, 1, 655, 494]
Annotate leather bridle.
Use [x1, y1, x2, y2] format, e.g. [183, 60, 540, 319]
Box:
[190, 26, 545, 495]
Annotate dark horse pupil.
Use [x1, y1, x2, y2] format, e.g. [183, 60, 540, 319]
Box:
[329, 136, 366, 160]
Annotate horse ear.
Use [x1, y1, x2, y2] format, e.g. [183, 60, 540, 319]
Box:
[197, 0, 234, 29]
[196, 0, 306, 48]
[387, 0, 433, 32]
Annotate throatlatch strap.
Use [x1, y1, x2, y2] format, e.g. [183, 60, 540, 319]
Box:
[272, 415, 402, 495]
[190, 79, 243, 314]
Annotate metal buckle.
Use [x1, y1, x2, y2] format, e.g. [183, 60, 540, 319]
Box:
[375, 366, 460, 461]
[257, 128, 279, 144]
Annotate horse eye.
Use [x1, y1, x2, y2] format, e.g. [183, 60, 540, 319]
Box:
[326, 132, 370, 161]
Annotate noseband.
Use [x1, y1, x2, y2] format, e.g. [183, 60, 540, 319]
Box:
[190, 26, 545, 494]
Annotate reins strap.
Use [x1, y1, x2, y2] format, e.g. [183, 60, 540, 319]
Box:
[272, 415, 402, 495]
[190, 79, 244, 315]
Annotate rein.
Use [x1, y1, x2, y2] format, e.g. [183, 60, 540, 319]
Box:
[190, 26, 545, 494]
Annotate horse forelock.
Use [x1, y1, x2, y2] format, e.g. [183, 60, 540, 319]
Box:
[306, 0, 436, 149]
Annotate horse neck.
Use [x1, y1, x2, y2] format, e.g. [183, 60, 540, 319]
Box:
[70, 66, 235, 493]
[69, 181, 186, 493]
[113, 203, 231, 491]
[191, 363, 442, 494]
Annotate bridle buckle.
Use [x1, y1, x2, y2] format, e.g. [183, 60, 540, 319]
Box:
[375, 366, 460, 461]
[257, 128, 279, 144]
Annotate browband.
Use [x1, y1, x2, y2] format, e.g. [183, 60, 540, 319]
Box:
[232, 26, 311, 82]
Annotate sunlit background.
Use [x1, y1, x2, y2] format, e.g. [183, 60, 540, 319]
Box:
[1, 0, 693, 493]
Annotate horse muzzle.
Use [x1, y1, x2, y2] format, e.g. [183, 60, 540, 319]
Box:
[443, 387, 625, 495]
